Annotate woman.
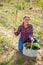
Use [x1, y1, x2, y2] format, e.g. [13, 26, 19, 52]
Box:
[14, 16, 38, 51]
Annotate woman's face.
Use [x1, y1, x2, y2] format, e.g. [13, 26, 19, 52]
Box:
[23, 17, 30, 25]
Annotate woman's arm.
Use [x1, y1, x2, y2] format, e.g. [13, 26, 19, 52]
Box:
[29, 25, 34, 38]
[14, 25, 21, 36]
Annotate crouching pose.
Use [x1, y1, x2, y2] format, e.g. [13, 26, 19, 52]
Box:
[14, 16, 38, 51]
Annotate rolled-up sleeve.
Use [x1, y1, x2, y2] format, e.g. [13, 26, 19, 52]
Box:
[14, 26, 21, 36]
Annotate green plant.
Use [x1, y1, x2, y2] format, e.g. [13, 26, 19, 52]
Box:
[0, 33, 5, 43]
[0, 46, 4, 52]
[31, 43, 40, 50]
[15, 1, 25, 10]
[5, 39, 11, 49]
[37, 0, 42, 7]
[24, 42, 31, 49]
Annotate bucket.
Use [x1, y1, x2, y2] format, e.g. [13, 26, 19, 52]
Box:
[23, 42, 39, 57]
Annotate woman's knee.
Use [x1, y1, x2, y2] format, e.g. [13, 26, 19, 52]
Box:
[18, 39, 24, 50]
[27, 38, 32, 42]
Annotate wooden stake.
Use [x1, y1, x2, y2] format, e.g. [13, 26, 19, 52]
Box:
[11, 10, 18, 48]
[14, 10, 18, 28]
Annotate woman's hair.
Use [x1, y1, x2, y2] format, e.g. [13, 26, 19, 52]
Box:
[23, 16, 30, 20]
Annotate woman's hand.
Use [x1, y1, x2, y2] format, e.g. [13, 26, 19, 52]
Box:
[31, 37, 34, 41]
[14, 28, 16, 31]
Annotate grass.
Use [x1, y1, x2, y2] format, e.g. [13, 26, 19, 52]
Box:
[0, 56, 37, 65]
[0, 54, 37, 65]
[0, 61, 8, 65]
[11, 57, 24, 65]
[0, 56, 13, 65]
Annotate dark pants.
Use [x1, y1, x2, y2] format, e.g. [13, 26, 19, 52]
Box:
[18, 37, 38, 51]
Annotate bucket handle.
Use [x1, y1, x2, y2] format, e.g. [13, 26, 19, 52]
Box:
[31, 41, 33, 49]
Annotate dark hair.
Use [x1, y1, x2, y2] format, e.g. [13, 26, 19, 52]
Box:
[23, 16, 30, 20]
